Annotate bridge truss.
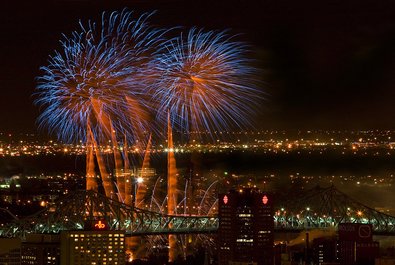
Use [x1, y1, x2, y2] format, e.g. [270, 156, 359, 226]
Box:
[0, 190, 218, 238]
[1, 185, 395, 238]
[274, 185, 395, 234]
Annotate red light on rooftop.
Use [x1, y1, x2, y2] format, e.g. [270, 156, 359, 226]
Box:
[262, 195, 268, 205]
[223, 195, 228, 204]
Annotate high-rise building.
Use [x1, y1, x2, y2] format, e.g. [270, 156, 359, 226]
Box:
[218, 188, 274, 265]
[60, 220, 125, 265]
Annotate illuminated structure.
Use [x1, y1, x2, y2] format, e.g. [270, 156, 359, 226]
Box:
[60, 220, 125, 265]
[2, 186, 395, 239]
[0, 189, 218, 239]
[218, 188, 274, 265]
[273, 185, 395, 233]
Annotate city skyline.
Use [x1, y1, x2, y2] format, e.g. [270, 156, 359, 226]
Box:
[1, 2, 395, 264]
[2, 0, 395, 134]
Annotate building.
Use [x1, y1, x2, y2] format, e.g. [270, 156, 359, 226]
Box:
[0, 238, 21, 265]
[338, 223, 379, 265]
[60, 221, 125, 265]
[218, 188, 274, 265]
[21, 234, 60, 265]
[312, 237, 338, 265]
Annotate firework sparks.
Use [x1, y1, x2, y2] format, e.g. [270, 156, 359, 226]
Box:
[35, 9, 163, 144]
[142, 175, 219, 259]
[35, 8, 169, 205]
[149, 27, 262, 137]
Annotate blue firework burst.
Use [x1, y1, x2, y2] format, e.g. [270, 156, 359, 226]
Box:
[149, 27, 262, 136]
[35, 10, 165, 144]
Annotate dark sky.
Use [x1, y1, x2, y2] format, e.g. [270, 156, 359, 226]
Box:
[2, 0, 395, 134]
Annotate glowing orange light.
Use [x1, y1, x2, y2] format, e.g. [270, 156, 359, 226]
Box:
[94, 220, 106, 229]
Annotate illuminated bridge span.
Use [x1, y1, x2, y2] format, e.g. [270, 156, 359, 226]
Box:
[1, 186, 395, 238]
[0, 190, 218, 238]
[274, 185, 395, 234]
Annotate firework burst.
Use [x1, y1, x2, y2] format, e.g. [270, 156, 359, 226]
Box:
[149, 27, 262, 137]
[35, 9, 165, 144]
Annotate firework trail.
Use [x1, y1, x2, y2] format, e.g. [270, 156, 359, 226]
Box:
[149, 27, 262, 137]
[86, 122, 98, 191]
[167, 113, 178, 262]
[142, 176, 219, 259]
[35, 9, 166, 197]
[123, 172, 219, 260]
[136, 133, 152, 205]
[128, 134, 153, 257]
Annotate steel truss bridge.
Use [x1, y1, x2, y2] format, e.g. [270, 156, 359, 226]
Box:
[274, 185, 395, 235]
[1, 185, 395, 238]
[0, 190, 218, 238]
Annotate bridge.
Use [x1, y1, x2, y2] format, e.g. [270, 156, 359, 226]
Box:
[1, 185, 395, 238]
[274, 185, 395, 234]
[0, 190, 218, 238]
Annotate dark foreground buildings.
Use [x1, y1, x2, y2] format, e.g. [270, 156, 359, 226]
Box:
[218, 188, 274, 265]
[338, 223, 379, 265]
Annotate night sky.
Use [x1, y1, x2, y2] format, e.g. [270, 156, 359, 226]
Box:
[2, 0, 395, 134]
